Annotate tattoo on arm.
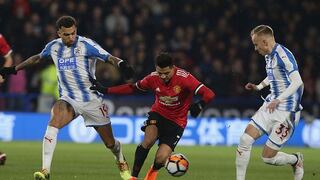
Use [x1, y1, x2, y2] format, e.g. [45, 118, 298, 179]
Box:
[16, 54, 42, 71]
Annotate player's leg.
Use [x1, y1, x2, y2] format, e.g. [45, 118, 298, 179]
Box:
[236, 123, 262, 180]
[34, 100, 75, 180]
[261, 138, 303, 180]
[262, 111, 303, 180]
[132, 113, 159, 178]
[261, 145, 297, 165]
[144, 144, 172, 180]
[81, 99, 130, 179]
[132, 122, 158, 178]
[145, 117, 184, 180]
[94, 124, 131, 180]
[94, 124, 125, 162]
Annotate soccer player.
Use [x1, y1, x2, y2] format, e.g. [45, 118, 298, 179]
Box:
[0, 16, 134, 180]
[235, 25, 304, 180]
[0, 33, 13, 165]
[90, 52, 215, 180]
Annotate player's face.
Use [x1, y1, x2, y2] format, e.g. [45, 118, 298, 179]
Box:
[156, 66, 174, 83]
[251, 34, 268, 56]
[58, 25, 77, 46]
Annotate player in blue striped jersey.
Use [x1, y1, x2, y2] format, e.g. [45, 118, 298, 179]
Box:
[0, 16, 133, 180]
[236, 25, 304, 180]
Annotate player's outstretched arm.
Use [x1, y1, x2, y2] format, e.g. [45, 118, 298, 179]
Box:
[108, 55, 134, 80]
[245, 77, 269, 91]
[0, 54, 42, 80]
[16, 54, 43, 71]
[245, 82, 258, 91]
[0, 53, 43, 83]
[90, 80, 137, 95]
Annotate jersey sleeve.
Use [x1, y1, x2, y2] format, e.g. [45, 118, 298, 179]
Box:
[185, 73, 202, 94]
[82, 38, 110, 62]
[278, 49, 298, 75]
[40, 40, 56, 59]
[0, 34, 12, 57]
[136, 73, 154, 91]
[185, 73, 215, 103]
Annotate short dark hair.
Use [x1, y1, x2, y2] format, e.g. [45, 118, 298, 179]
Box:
[251, 25, 274, 37]
[56, 16, 77, 29]
[155, 52, 173, 68]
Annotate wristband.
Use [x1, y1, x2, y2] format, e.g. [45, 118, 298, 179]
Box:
[256, 84, 264, 90]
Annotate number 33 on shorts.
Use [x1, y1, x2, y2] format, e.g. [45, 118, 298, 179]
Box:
[274, 122, 291, 141]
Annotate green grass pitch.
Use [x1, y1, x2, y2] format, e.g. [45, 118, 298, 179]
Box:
[0, 141, 319, 180]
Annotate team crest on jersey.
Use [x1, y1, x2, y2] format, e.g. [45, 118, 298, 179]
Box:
[173, 85, 181, 94]
[74, 47, 81, 56]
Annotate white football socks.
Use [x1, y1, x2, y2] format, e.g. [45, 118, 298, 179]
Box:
[42, 126, 59, 172]
[236, 133, 255, 180]
[111, 140, 125, 163]
[262, 152, 298, 166]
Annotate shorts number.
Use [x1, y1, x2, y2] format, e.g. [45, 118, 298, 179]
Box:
[99, 104, 108, 117]
[275, 123, 290, 140]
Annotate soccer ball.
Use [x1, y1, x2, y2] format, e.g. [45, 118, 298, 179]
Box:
[165, 153, 189, 177]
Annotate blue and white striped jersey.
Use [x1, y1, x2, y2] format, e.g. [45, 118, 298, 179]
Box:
[265, 43, 303, 112]
[40, 35, 110, 102]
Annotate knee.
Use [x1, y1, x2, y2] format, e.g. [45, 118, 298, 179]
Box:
[142, 138, 156, 149]
[238, 133, 255, 149]
[48, 119, 62, 129]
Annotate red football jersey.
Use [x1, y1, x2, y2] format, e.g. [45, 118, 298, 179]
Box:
[0, 34, 12, 57]
[136, 67, 202, 128]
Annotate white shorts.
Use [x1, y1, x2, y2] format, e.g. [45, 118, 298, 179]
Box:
[60, 96, 110, 127]
[250, 102, 301, 150]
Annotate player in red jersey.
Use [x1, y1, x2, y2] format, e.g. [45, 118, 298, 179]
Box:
[0, 33, 13, 83]
[0, 33, 13, 166]
[90, 52, 215, 180]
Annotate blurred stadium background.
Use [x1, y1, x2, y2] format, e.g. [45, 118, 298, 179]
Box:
[0, 0, 319, 179]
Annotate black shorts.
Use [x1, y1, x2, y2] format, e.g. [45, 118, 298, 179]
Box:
[143, 111, 184, 150]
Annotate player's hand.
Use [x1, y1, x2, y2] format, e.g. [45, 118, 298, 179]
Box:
[245, 83, 258, 91]
[90, 79, 108, 94]
[266, 99, 280, 113]
[119, 61, 134, 80]
[189, 100, 205, 118]
[0, 66, 17, 79]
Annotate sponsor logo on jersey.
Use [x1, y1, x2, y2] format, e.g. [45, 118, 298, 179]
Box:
[159, 96, 180, 106]
[58, 57, 77, 70]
